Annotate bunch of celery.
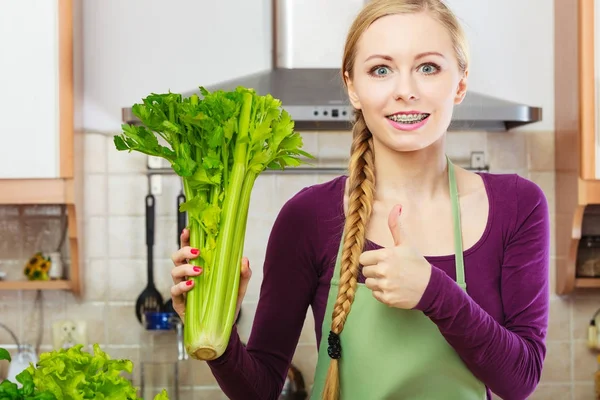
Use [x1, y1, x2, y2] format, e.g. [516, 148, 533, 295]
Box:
[114, 86, 312, 360]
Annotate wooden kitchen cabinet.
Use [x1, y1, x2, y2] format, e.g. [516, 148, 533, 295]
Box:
[555, 0, 600, 293]
[579, 0, 600, 180]
[0, 0, 82, 295]
[0, 0, 73, 180]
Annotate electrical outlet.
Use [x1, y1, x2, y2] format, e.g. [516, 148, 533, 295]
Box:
[470, 151, 486, 169]
[52, 320, 87, 350]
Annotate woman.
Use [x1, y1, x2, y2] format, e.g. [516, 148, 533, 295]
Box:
[170, 0, 550, 399]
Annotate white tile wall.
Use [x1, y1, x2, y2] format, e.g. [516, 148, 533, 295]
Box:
[84, 174, 107, 216]
[85, 216, 107, 259]
[83, 133, 107, 173]
[445, 131, 488, 164]
[107, 175, 147, 216]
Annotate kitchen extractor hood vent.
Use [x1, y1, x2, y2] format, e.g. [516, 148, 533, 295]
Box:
[122, 0, 542, 132]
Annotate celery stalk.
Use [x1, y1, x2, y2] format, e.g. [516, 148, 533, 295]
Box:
[184, 91, 252, 360]
[113, 86, 314, 362]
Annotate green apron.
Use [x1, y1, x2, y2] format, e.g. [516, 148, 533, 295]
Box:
[311, 159, 487, 400]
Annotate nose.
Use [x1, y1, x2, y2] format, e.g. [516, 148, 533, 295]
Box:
[393, 73, 418, 102]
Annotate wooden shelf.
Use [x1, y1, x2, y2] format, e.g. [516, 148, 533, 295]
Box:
[0, 178, 74, 205]
[575, 278, 600, 288]
[0, 201, 81, 296]
[558, 204, 600, 294]
[0, 280, 72, 291]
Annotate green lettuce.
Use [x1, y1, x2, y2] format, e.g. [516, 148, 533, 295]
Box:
[0, 348, 55, 400]
[25, 344, 138, 400]
[151, 390, 169, 400]
[0, 345, 169, 400]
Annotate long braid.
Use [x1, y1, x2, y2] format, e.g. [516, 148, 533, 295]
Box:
[322, 110, 375, 399]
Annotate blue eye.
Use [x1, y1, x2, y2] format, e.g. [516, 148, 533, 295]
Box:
[371, 66, 391, 77]
[419, 63, 440, 75]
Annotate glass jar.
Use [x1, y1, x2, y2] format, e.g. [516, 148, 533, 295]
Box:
[140, 312, 182, 400]
[576, 237, 600, 277]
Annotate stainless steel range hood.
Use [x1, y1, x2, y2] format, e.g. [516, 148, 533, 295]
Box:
[122, 0, 542, 132]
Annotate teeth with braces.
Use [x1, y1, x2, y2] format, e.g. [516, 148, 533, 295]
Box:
[387, 113, 429, 123]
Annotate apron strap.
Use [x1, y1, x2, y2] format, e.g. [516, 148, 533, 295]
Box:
[338, 156, 467, 291]
[447, 158, 467, 292]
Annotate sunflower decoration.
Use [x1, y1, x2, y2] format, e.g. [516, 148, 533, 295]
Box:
[24, 252, 51, 281]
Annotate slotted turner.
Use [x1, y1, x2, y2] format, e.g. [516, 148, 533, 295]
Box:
[135, 193, 164, 323]
[164, 191, 186, 317]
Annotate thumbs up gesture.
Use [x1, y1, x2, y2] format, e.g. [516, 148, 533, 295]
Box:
[359, 204, 433, 309]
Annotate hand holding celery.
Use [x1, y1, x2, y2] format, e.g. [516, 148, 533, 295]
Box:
[114, 86, 313, 360]
[171, 228, 252, 327]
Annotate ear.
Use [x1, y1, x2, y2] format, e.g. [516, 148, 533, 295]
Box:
[344, 71, 362, 110]
[454, 69, 468, 105]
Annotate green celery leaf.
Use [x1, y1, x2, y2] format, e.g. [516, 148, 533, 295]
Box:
[172, 157, 197, 177]
[113, 136, 129, 151]
[278, 133, 303, 152]
[113, 125, 175, 162]
[162, 120, 181, 135]
[267, 160, 284, 170]
[222, 118, 237, 141]
[295, 149, 316, 159]
[251, 120, 273, 145]
[179, 196, 205, 215]
[207, 125, 224, 149]
[199, 204, 221, 236]
[278, 155, 303, 167]
[189, 168, 217, 186]
[202, 149, 222, 170]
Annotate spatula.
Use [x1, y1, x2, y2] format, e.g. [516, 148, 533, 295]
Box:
[164, 191, 187, 317]
[135, 193, 164, 323]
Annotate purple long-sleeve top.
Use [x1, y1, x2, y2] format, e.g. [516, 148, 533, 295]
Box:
[207, 172, 550, 400]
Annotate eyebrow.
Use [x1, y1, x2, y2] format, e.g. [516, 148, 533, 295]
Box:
[364, 51, 446, 62]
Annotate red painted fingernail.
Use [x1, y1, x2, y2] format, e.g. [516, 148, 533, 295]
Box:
[193, 267, 201, 272]
[186, 280, 193, 286]
[191, 248, 199, 255]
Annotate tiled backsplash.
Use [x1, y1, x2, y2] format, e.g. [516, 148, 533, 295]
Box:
[0, 128, 585, 399]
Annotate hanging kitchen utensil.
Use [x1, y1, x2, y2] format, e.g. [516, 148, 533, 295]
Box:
[279, 363, 307, 400]
[164, 191, 187, 317]
[135, 192, 164, 323]
[177, 191, 187, 244]
[163, 298, 175, 316]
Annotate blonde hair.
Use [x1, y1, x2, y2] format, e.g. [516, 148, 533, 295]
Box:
[321, 1, 470, 398]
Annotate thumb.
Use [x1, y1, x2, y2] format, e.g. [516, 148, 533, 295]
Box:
[388, 204, 404, 246]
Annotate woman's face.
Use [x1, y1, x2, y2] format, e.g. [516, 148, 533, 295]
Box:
[345, 12, 468, 152]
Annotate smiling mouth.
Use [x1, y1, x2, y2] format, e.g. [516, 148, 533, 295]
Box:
[386, 113, 430, 124]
